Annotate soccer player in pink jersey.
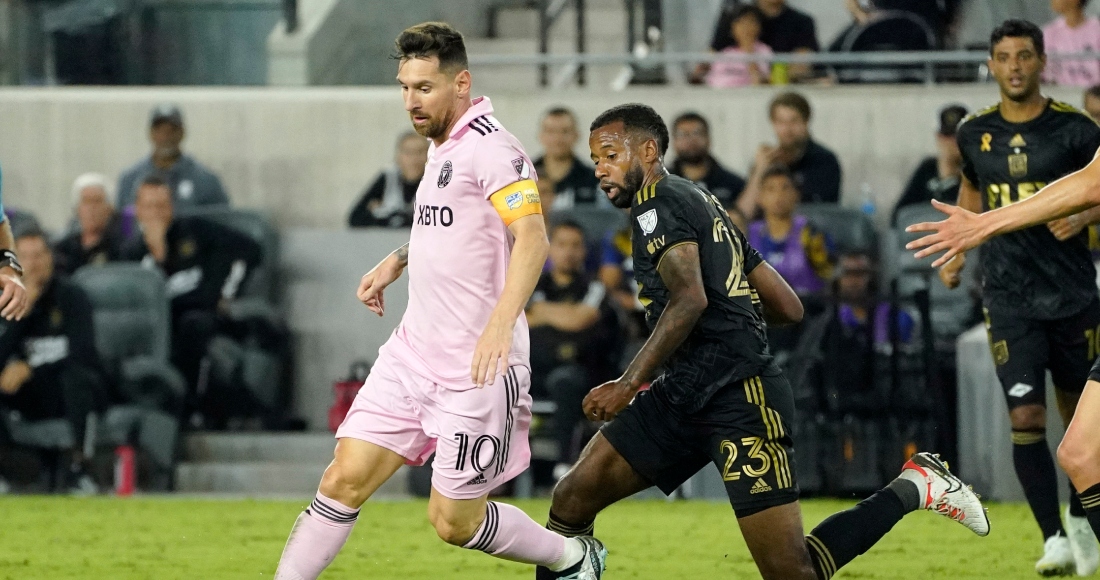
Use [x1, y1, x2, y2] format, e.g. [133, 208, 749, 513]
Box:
[273, 22, 606, 580]
[1043, 0, 1100, 87]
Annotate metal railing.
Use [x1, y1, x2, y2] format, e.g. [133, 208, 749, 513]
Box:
[537, 0, 586, 87]
[468, 50, 1100, 87]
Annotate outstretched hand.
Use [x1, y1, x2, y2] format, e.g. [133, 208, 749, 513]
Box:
[904, 199, 985, 268]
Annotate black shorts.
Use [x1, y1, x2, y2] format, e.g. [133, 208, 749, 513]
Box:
[984, 299, 1100, 410]
[601, 369, 799, 518]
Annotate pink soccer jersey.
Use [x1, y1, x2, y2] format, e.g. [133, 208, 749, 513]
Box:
[1043, 16, 1100, 87]
[390, 96, 539, 388]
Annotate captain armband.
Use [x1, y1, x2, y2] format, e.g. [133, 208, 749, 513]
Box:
[489, 179, 543, 226]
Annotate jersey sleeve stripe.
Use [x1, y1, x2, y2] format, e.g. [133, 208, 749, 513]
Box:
[653, 240, 697, 272]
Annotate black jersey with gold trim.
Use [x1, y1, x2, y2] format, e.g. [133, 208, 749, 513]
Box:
[630, 173, 774, 411]
[957, 99, 1100, 320]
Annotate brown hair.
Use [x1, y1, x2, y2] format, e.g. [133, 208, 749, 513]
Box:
[769, 92, 812, 122]
[393, 22, 468, 75]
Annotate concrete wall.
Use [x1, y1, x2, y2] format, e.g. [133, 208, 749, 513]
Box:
[0, 83, 1090, 234]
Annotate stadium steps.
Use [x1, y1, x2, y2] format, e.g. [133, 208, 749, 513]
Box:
[470, 0, 631, 90]
[175, 432, 409, 498]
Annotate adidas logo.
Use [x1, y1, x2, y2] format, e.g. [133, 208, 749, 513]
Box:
[1009, 133, 1027, 148]
[750, 478, 772, 494]
[465, 473, 487, 486]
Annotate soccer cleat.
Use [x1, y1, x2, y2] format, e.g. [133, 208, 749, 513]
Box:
[1065, 506, 1100, 576]
[899, 452, 990, 536]
[555, 536, 607, 580]
[1036, 532, 1077, 577]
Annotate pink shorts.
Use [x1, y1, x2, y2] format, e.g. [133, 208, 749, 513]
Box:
[335, 344, 532, 500]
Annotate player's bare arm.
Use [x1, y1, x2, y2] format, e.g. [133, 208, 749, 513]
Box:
[746, 261, 803, 326]
[357, 242, 410, 316]
[907, 154, 1100, 267]
[470, 213, 548, 388]
[583, 241, 707, 421]
[0, 219, 27, 321]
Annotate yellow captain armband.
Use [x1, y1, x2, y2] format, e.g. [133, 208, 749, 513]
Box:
[489, 179, 543, 226]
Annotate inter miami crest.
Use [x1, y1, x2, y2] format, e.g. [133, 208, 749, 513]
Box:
[511, 158, 531, 180]
[438, 161, 453, 188]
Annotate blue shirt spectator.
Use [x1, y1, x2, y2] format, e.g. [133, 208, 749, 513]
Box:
[116, 104, 228, 209]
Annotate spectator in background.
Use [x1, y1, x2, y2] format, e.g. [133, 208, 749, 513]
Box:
[598, 215, 638, 313]
[121, 176, 260, 426]
[1085, 84, 1100, 120]
[788, 251, 914, 419]
[891, 104, 967, 226]
[117, 105, 229, 209]
[0, 230, 107, 493]
[747, 165, 834, 295]
[54, 173, 123, 275]
[706, 5, 773, 87]
[533, 108, 603, 211]
[700, 0, 819, 83]
[669, 112, 746, 206]
[1044, 0, 1100, 87]
[738, 92, 842, 216]
[0, 162, 30, 322]
[526, 221, 619, 480]
[348, 132, 428, 227]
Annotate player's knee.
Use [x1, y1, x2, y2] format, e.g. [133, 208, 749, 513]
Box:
[430, 512, 481, 547]
[1058, 435, 1097, 483]
[756, 557, 819, 580]
[318, 461, 371, 507]
[1009, 404, 1047, 432]
[550, 471, 596, 521]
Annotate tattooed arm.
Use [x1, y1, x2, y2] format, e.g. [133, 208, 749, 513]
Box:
[584, 242, 708, 420]
[357, 242, 410, 316]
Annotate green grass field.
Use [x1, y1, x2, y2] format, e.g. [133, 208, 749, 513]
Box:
[0, 497, 1060, 579]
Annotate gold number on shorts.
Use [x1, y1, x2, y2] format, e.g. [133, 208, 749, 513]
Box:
[720, 439, 741, 481]
[1087, 325, 1100, 360]
[741, 436, 772, 478]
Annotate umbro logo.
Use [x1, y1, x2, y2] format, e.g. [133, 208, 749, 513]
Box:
[750, 478, 772, 494]
[466, 473, 487, 486]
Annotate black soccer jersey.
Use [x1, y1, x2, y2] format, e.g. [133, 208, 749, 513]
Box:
[957, 100, 1100, 320]
[631, 173, 773, 411]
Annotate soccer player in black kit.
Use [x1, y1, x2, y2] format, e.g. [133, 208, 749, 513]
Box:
[934, 20, 1100, 577]
[535, 103, 989, 580]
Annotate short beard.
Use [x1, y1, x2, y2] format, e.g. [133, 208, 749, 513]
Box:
[1004, 83, 1039, 103]
[412, 110, 454, 140]
[609, 162, 646, 209]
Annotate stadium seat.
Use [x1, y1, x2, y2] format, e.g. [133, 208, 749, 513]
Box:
[893, 204, 978, 348]
[71, 263, 185, 483]
[797, 204, 879, 258]
[176, 207, 292, 425]
[834, 10, 937, 84]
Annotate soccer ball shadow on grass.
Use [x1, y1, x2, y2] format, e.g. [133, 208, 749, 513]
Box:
[0, 497, 1040, 579]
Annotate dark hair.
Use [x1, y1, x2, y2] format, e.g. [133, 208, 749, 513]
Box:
[550, 219, 586, 241]
[672, 111, 709, 136]
[139, 175, 169, 190]
[769, 92, 812, 122]
[990, 19, 1044, 56]
[544, 106, 576, 121]
[730, 4, 764, 24]
[14, 227, 48, 244]
[590, 103, 670, 156]
[1086, 84, 1100, 100]
[393, 22, 468, 74]
[761, 164, 796, 187]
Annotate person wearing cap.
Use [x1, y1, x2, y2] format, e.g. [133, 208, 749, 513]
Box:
[116, 104, 229, 209]
[890, 104, 968, 226]
[0, 161, 30, 322]
[53, 173, 124, 275]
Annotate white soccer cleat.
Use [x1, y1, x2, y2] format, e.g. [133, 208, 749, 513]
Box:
[1037, 532, 1077, 577]
[1065, 506, 1100, 576]
[899, 452, 990, 537]
[557, 537, 607, 580]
